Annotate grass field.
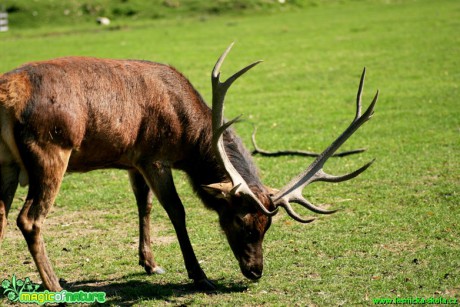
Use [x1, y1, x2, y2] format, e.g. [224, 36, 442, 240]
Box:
[1, 0, 459, 305]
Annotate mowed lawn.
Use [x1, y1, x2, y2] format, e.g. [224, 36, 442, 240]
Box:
[0, 0, 459, 305]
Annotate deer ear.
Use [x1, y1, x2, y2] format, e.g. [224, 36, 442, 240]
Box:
[202, 182, 233, 200]
[265, 186, 280, 197]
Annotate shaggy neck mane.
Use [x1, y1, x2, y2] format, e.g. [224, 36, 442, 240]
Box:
[176, 117, 264, 211]
[165, 72, 264, 211]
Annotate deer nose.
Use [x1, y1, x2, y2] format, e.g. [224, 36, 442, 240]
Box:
[250, 269, 262, 280]
[242, 266, 263, 280]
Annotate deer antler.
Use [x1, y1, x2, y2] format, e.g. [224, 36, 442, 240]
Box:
[210, 43, 278, 217]
[271, 68, 378, 223]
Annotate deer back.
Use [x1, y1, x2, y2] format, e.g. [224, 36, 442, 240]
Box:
[0, 57, 212, 172]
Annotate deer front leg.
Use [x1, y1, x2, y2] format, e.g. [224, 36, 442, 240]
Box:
[16, 144, 70, 291]
[138, 163, 216, 290]
[128, 169, 165, 275]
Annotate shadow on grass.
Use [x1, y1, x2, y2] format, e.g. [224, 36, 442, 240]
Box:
[64, 273, 248, 306]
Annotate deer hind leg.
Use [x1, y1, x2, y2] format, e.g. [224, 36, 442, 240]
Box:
[16, 143, 71, 292]
[138, 162, 216, 289]
[128, 169, 165, 275]
[0, 163, 19, 240]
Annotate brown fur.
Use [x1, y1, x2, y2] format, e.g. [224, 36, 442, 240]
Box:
[0, 56, 272, 291]
[0, 71, 32, 118]
[9, 57, 208, 171]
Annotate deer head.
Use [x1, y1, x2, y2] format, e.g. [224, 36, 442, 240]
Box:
[204, 43, 378, 280]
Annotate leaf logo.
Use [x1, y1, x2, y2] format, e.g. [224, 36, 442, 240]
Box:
[2, 275, 40, 302]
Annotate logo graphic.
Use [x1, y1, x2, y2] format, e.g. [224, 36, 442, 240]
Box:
[2, 275, 40, 302]
[2, 275, 106, 305]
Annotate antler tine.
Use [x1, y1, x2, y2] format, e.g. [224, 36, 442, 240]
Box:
[290, 196, 338, 214]
[211, 43, 278, 217]
[277, 200, 316, 223]
[355, 67, 366, 121]
[212, 42, 234, 79]
[212, 43, 263, 88]
[313, 159, 375, 183]
[272, 69, 378, 221]
[211, 43, 263, 133]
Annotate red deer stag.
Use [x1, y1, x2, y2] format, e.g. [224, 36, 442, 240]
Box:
[0, 43, 378, 291]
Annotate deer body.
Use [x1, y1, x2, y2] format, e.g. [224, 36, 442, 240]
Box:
[1, 57, 212, 172]
[0, 56, 268, 290]
[0, 45, 378, 292]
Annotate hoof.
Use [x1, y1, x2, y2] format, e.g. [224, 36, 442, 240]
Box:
[140, 260, 165, 275]
[194, 278, 217, 291]
[152, 266, 166, 275]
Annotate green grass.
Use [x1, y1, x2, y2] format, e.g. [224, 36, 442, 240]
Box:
[1, 0, 459, 305]
[0, 0, 328, 29]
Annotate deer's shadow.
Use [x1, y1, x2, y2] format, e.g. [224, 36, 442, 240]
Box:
[63, 273, 248, 306]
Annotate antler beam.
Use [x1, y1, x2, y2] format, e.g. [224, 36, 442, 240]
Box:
[210, 43, 278, 217]
[271, 68, 378, 223]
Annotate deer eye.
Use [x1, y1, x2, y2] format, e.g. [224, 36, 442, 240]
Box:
[234, 216, 245, 228]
